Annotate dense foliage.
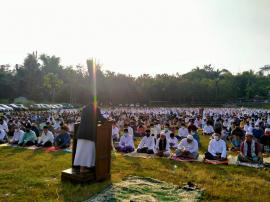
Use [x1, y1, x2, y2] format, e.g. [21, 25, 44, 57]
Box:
[1, 53, 270, 105]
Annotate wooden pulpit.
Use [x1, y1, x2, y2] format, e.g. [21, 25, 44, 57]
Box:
[61, 121, 112, 183]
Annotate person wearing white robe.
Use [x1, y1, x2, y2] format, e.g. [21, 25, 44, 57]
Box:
[112, 123, 120, 141]
[154, 132, 170, 157]
[116, 129, 135, 153]
[168, 133, 178, 149]
[10, 127, 24, 144]
[38, 126, 54, 147]
[205, 133, 227, 160]
[0, 119, 8, 133]
[137, 129, 155, 154]
[203, 122, 214, 135]
[178, 123, 189, 139]
[128, 126, 134, 138]
[0, 128, 7, 143]
[175, 135, 198, 159]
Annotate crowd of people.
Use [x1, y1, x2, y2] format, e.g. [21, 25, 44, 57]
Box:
[1, 107, 270, 165]
[103, 107, 270, 164]
[0, 109, 79, 149]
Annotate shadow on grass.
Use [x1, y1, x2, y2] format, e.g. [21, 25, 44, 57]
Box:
[60, 179, 112, 202]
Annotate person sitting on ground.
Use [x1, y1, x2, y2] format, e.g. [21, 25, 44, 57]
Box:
[168, 132, 178, 149]
[231, 122, 245, 140]
[163, 123, 172, 139]
[175, 135, 198, 159]
[178, 122, 189, 140]
[31, 122, 40, 137]
[46, 122, 55, 135]
[252, 124, 264, 142]
[187, 120, 197, 134]
[154, 132, 170, 157]
[136, 124, 145, 137]
[54, 125, 71, 148]
[37, 126, 54, 147]
[230, 133, 241, 151]
[0, 128, 7, 144]
[203, 120, 214, 136]
[221, 126, 229, 141]
[0, 118, 9, 134]
[190, 127, 200, 147]
[237, 132, 263, 164]
[137, 129, 155, 154]
[205, 130, 227, 161]
[18, 124, 37, 146]
[261, 128, 270, 153]
[10, 126, 24, 144]
[116, 128, 135, 153]
[150, 123, 158, 139]
[112, 122, 120, 141]
[125, 123, 134, 138]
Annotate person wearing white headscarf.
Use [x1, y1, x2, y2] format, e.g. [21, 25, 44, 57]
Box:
[175, 135, 198, 159]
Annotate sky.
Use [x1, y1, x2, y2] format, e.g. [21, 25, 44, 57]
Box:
[0, 0, 270, 76]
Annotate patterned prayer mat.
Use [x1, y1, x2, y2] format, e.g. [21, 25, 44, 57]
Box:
[124, 152, 158, 159]
[86, 176, 202, 202]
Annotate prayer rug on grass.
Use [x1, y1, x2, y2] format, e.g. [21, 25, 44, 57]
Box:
[204, 159, 229, 165]
[235, 161, 265, 168]
[44, 146, 61, 153]
[63, 148, 72, 153]
[25, 145, 41, 150]
[124, 152, 158, 159]
[170, 154, 202, 162]
[86, 176, 202, 202]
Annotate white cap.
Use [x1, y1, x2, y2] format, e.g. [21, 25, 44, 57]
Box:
[245, 131, 253, 137]
[265, 128, 270, 133]
[160, 132, 166, 137]
[187, 135, 194, 140]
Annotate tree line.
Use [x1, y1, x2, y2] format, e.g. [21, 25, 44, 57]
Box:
[1, 52, 270, 106]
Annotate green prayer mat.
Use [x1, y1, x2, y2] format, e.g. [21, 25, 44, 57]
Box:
[86, 176, 202, 202]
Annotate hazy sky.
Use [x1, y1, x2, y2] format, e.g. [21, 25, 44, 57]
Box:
[1, 0, 270, 76]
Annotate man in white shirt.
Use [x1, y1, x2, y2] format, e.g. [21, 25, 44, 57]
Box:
[168, 133, 178, 149]
[10, 126, 24, 144]
[112, 123, 120, 141]
[125, 124, 134, 138]
[0, 119, 8, 133]
[205, 132, 227, 161]
[0, 128, 7, 144]
[203, 121, 214, 136]
[116, 129, 135, 153]
[244, 122, 252, 133]
[37, 126, 54, 147]
[137, 129, 155, 154]
[53, 119, 61, 131]
[175, 135, 198, 159]
[150, 124, 158, 139]
[178, 123, 189, 139]
[163, 123, 172, 139]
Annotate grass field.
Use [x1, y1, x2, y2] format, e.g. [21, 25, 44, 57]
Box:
[1, 135, 270, 202]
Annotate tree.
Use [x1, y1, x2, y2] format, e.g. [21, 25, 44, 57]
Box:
[43, 73, 63, 102]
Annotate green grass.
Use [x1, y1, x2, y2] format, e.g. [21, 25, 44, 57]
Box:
[0, 135, 270, 202]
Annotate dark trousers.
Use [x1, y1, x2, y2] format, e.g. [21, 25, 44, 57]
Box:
[137, 147, 154, 154]
[205, 151, 217, 160]
[38, 141, 52, 147]
[19, 141, 35, 147]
